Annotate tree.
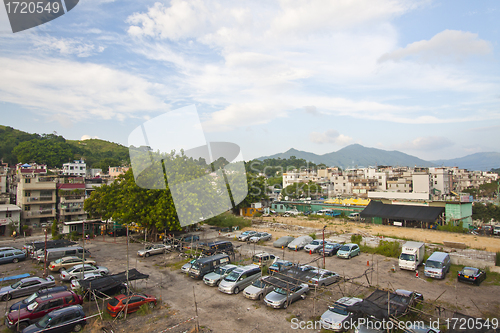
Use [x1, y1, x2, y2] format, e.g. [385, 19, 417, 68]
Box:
[282, 181, 322, 199]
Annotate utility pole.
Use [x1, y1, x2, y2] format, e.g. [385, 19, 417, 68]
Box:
[43, 228, 47, 278]
[322, 225, 326, 269]
[126, 225, 130, 293]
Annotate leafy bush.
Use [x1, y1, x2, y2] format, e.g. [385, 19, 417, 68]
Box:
[360, 240, 401, 258]
[51, 220, 59, 238]
[70, 231, 80, 241]
[437, 221, 468, 233]
[351, 234, 362, 245]
[309, 233, 317, 240]
[205, 213, 251, 230]
[496, 252, 500, 267]
[261, 265, 268, 276]
[137, 303, 153, 316]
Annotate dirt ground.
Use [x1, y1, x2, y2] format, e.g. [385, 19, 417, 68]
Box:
[257, 216, 500, 253]
[1, 222, 500, 333]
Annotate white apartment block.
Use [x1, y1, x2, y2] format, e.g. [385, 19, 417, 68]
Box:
[429, 167, 452, 195]
[63, 159, 86, 177]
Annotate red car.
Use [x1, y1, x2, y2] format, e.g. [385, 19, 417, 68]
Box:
[6, 290, 83, 331]
[106, 293, 156, 318]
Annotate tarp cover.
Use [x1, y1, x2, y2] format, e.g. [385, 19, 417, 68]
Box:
[360, 201, 444, 223]
[346, 289, 412, 319]
[79, 269, 149, 291]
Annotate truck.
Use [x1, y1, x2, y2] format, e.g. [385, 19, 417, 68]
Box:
[398, 241, 425, 271]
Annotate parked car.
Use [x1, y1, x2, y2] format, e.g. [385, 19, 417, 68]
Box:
[238, 230, 258, 241]
[249, 232, 272, 243]
[457, 267, 487, 285]
[243, 277, 273, 300]
[273, 236, 295, 248]
[9, 286, 68, 313]
[21, 304, 87, 333]
[218, 265, 262, 294]
[6, 290, 83, 331]
[48, 256, 97, 272]
[0, 248, 26, 264]
[181, 259, 197, 274]
[106, 293, 157, 318]
[336, 243, 360, 259]
[202, 241, 233, 256]
[268, 260, 293, 275]
[319, 243, 342, 256]
[179, 234, 200, 243]
[494, 225, 500, 236]
[348, 213, 360, 220]
[304, 240, 326, 253]
[60, 264, 109, 281]
[252, 252, 278, 267]
[287, 236, 313, 251]
[308, 269, 340, 287]
[0, 276, 56, 301]
[0, 246, 18, 253]
[264, 283, 309, 309]
[203, 264, 238, 286]
[137, 244, 171, 257]
[320, 296, 363, 331]
[424, 252, 451, 279]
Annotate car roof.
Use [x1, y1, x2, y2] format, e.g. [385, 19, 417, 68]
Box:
[335, 296, 363, 306]
[427, 251, 449, 261]
[49, 304, 83, 317]
[253, 252, 272, 257]
[37, 290, 74, 301]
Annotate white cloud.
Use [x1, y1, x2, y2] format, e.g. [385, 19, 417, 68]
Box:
[394, 136, 454, 151]
[80, 135, 100, 140]
[0, 57, 169, 121]
[309, 129, 353, 145]
[32, 36, 104, 58]
[378, 30, 492, 63]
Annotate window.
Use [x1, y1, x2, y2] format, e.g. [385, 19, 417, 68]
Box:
[6, 212, 12, 218]
[24, 206, 31, 211]
[70, 225, 78, 232]
[25, 178, 31, 183]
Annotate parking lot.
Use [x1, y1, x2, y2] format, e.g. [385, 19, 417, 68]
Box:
[1, 228, 500, 333]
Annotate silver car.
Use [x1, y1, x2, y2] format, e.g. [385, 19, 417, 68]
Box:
[264, 283, 309, 309]
[249, 232, 272, 243]
[70, 272, 105, 291]
[60, 264, 109, 281]
[243, 277, 273, 300]
[137, 243, 171, 257]
[304, 240, 325, 253]
[203, 264, 238, 286]
[320, 296, 363, 331]
[308, 269, 340, 287]
[181, 259, 196, 274]
[237, 231, 257, 241]
[0, 276, 56, 301]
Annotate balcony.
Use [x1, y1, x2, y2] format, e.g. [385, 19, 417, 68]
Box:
[26, 196, 55, 203]
[23, 209, 55, 218]
[22, 182, 56, 190]
[59, 195, 84, 203]
[60, 208, 85, 216]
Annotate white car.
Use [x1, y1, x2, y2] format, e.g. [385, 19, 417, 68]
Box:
[70, 272, 104, 291]
[304, 240, 325, 253]
[249, 232, 272, 243]
[60, 264, 109, 281]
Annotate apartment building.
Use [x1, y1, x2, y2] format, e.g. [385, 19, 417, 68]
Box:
[62, 159, 86, 177]
[429, 167, 452, 195]
[15, 163, 56, 227]
[0, 204, 21, 236]
[57, 176, 87, 223]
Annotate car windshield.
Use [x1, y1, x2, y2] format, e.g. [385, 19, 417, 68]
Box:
[54, 258, 63, 264]
[275, 288, 287, 295]
[400, 253, 415, 261]
[224, 271, 240, 282]
[108, 297, 120, 307]
[426, 260, 442, 268]
[324, 244, 334, 249]
[214, 267, 225, 275]
[463, 268, 477, 275]
[329, 304, 349, 316]
[25, 292, 39, 304]
[191, 262, 200, 270]
[27, 301, 38, 311]
[339, 245, 351, 251]
[252, 280, 266, 288]
[11, 281, 22, 289]
[37, 314, 52, 328]
[145, 246, 153, 250]
[242, 231, 250, 235]
[310, 241, 320, 246]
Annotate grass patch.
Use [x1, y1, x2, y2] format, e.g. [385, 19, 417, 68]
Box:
[137, 303, 153, 316]
[351, 234, 362, 245]
[484, 268, 500, 286]
[360, 240, 401, 258]
[165, 258, 191, 270]
[286, 314, 297, 322]
[204, 212, 251, 230]
[437, 221, 468, 233]
[309, 233, 317, 240]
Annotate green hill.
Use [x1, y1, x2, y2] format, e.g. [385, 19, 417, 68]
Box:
[0, 125, 129, 171]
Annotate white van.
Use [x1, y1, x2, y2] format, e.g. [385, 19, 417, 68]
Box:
[37, 247, 90, 263]
[424, 252, 451, 279]
[218, 265, 261, 294]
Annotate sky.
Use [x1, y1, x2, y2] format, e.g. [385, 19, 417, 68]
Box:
[0, 0, 499, 163]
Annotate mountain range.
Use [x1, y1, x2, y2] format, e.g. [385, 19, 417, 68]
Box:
[257, 144, 500, 171]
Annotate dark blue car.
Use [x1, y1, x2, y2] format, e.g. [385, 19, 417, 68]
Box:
[22, 305, 86, 333]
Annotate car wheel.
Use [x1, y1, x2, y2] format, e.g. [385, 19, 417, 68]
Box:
[18, 322, 28, 330]
[117, 311, 124, 319]
[320, 283, 325, 287]
[4, 294, 12, 301]
[145, 252, 150, 257]
[283, 301, 288, 309]
[13, 258, 19, 263]
[73, 323, 83, 332]
[148, 302, 155, 309]
[258, 293, 263, 300]
[234, 287, 240, 294]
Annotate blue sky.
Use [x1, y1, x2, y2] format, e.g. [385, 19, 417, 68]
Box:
[0, 0, 498, 162]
